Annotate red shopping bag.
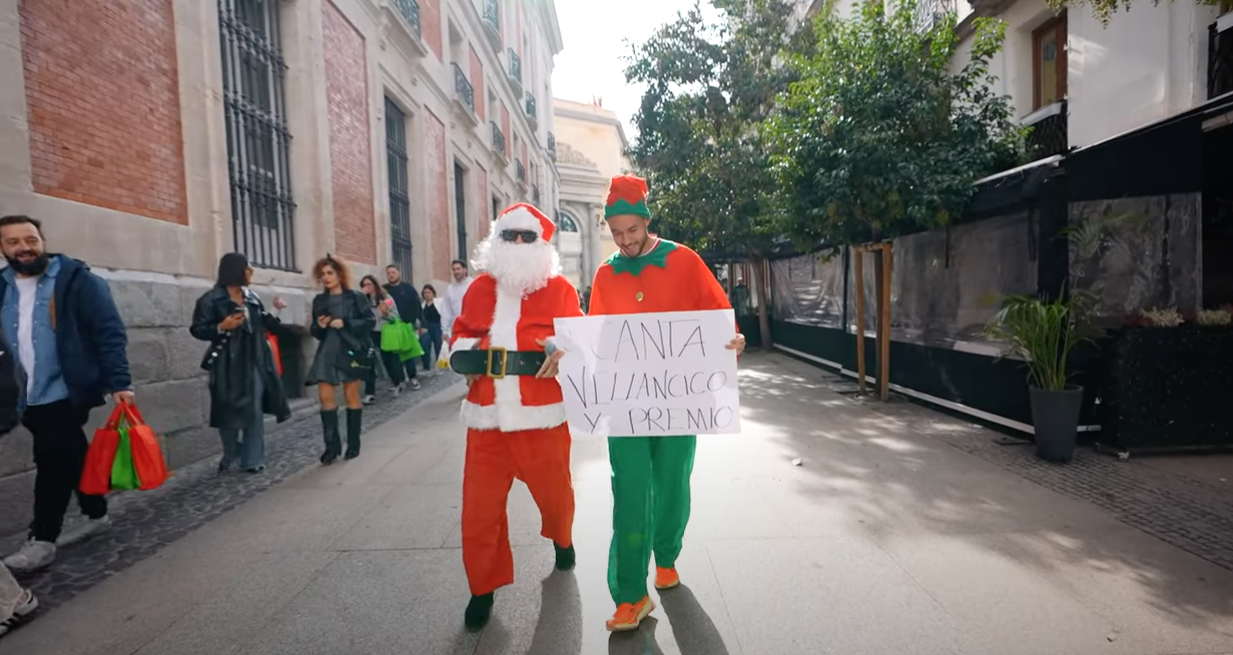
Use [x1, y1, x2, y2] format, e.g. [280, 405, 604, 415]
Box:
[79, 405, 124, 495]
[266, 332, 283, 376]
[121, 403, 168, 491]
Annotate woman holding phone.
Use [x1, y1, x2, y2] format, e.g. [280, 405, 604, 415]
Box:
[305, 255, 374, 464]
[190, 253, 291, 474]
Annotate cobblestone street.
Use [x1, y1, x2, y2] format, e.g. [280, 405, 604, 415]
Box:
[5, 353, 1233, 655]
[2, 370, 460, 613]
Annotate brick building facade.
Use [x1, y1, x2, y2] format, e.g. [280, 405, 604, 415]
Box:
[0, 0, 562, 535]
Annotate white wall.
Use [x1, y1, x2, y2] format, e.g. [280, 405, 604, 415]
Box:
[952, 0, 1223, 149]
[1068, 3, 1221, 148]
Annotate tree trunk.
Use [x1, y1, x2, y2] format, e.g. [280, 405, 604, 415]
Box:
[751, 256, 773, 350]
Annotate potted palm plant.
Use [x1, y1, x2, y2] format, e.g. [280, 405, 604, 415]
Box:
[985, 212, 1135, 462]
[985, 293, 1085, 462]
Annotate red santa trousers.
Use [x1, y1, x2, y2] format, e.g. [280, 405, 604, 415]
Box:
[461, 423, 575, 596]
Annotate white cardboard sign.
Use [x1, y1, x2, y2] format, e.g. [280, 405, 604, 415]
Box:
[552, 309, 741, 438]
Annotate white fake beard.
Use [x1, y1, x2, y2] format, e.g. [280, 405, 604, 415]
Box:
[474, 236, 560, 296]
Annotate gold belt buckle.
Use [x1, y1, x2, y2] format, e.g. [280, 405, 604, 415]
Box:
[486, 347, 508, 379]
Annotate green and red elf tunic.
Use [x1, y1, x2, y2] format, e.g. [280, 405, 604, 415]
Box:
[590, 174, 735, 611]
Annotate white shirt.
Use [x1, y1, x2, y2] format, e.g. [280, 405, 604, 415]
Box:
[442, 276, 473, 336]
[15, 276, 39, 395]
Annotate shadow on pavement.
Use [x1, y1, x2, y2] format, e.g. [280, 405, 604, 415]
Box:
[659, 584, 732, 655]
[526, 570, 583, 655]
[733, 351, 1233, 631]
[608, 616, 666, 655]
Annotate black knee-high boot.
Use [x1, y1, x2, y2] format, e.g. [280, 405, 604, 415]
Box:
[320, 409, 341, 465]
[344, 408, 362, 460]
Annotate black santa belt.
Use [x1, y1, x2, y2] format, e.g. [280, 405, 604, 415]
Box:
[450, 348, 546, 378]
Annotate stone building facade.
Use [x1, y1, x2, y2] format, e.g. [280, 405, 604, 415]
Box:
[551, 98, 633, 288]
[0, 0, 561, 535]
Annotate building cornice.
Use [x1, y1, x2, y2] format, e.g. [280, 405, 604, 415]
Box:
[554, 105, 631, 152]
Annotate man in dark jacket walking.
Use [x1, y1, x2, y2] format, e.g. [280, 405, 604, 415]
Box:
[0, 215, 133, 572]
[383, 265, 423, 389]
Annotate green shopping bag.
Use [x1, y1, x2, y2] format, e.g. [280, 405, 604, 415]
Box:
[110, 427, 141, 491]
[380, 320, 414, 353]
[399, 332, 425, 362]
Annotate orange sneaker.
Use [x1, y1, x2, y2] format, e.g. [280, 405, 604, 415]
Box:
[606, 595, 655, 632]
[654, 567, 680, 590]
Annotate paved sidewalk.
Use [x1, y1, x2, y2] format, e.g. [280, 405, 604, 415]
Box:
[5, 353, 1233, 655]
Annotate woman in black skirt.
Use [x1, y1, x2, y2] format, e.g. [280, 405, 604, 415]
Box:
[306, 255, 374, 464]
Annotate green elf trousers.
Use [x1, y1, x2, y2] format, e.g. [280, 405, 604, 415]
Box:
[607, 434, 697, 605]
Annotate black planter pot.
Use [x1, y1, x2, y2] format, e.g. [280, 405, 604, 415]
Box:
[1029, 385, 1084, 463]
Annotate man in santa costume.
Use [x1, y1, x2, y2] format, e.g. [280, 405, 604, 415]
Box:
[446, 203, 582, 630]
[589, 174, 745, 632]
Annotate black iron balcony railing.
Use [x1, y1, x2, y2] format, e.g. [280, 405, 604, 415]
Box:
[490, 121, 506, 156]
[452, 63, 474, 114]
[1209, 22, 1233, 99]
[1025, 100, 1068, 160]
[507, 48, 522, 87]
[482, 0, 500, 40]
[547, 132, 556, 161]
[915, 0, 956, 32]
[516, 159, 526, 184]
[532, 185, 540, 204]
[391, 0, 421, 37]
[525, 92, 537, 124]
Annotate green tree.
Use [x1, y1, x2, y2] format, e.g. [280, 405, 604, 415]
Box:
[765, 0, 1025, 249]
[624, 0, 808, 346]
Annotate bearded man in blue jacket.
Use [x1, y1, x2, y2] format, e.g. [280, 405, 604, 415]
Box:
[0, 214, 133, 572]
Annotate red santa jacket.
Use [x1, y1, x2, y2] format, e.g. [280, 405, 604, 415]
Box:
[449, 273, 583, 432]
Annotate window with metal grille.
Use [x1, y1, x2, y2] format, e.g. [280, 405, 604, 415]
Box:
[454, 161, 468, 260]
[219, 0, 297, 270]
[386, 97, 413, 282]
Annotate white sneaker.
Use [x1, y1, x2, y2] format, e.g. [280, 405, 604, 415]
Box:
[393, 383, 404, 397]
[0, 588, 38, 637]
[56, 515, 112, 548]
[362, 394, 376, 405]
[2, 540, 55, 572]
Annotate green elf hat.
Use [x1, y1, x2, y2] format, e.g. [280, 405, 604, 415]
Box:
[604, 174, 651, 219]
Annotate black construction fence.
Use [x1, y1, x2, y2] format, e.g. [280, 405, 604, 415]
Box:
[718, 94, 1233, 452]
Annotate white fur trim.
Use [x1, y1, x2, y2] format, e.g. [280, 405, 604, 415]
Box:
[494, 206, 544, 236]
[460, 400, 567, 431]
[464, 281, 524, 431]
[452, 337, 480, 350]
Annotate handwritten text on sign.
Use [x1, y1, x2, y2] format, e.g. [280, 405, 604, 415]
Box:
[553, 309, 741, 437]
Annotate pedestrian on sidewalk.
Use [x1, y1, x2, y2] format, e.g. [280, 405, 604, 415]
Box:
[419, 284, 444, 371]
[359, 274, 404, 403]
[447, 203, 583, 630]
[0, 327, 39, 639]
[306, 255, 373, 464]
[440, 259, 473, 343]
[0, 214, 134, 573]
[190, 253, 292, 475]
[589, 176, 746, 632]
[382, 265, 424, 388]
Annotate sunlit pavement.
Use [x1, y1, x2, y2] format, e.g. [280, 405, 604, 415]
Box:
[7, 352, 1233, 655]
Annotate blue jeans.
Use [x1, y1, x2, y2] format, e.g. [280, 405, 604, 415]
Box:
[220, 369, 266, 470]
[421, 323, 443, 371]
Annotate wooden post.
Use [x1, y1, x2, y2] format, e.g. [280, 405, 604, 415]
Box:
[853, 246, 866, 395]
[879, 243, 892, 401]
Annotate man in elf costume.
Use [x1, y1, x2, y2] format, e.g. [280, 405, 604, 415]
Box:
[446, 203, 582, 630]
[589, 174, 746, 631]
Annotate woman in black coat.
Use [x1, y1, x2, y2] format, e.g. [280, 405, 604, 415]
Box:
[190, 253, 291, 474]
[305, 255, 374, 464]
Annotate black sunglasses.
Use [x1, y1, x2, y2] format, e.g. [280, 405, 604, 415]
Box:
[500, 229, 539, 243]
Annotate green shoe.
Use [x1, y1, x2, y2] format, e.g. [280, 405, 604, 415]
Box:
[465, 593, 494, 630]
[554, 543, 575, 571]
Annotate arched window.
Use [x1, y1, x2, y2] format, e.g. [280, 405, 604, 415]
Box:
[557, 211, 580, 233]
